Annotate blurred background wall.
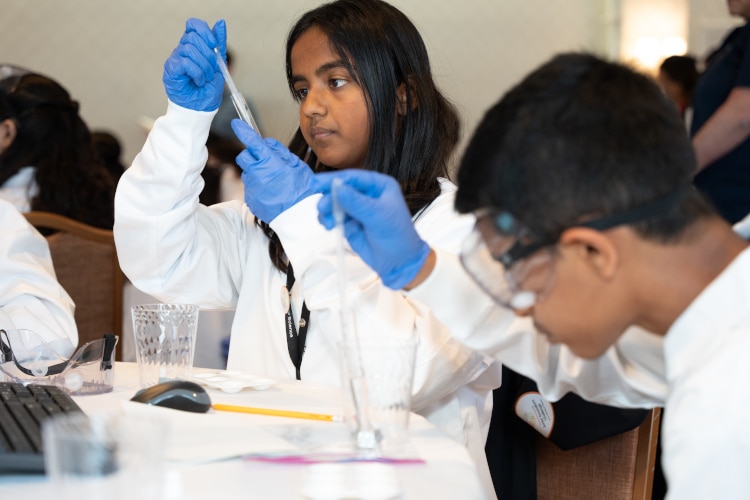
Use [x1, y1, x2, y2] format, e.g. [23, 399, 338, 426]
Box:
[0, 0, 743, 168]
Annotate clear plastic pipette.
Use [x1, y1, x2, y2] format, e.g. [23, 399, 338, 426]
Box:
[213, 47, 261, 137]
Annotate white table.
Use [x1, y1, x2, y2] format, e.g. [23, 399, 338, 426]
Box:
[0, 363, 485, 499]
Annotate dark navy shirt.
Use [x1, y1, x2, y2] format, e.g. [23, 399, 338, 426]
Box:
[691, 23, 750, 223]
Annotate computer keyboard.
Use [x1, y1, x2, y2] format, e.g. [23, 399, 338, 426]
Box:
[0, 381, 83, 473]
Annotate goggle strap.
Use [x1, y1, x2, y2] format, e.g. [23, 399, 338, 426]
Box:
[579, 185, 693, 232]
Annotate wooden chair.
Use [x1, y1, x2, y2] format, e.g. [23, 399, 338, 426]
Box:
[23, 211, 124, 361]
[535, 408, 662, 500]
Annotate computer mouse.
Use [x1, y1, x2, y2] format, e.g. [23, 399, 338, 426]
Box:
[130, 379, 212, 413]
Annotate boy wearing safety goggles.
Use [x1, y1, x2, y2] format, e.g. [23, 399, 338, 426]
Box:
[315, 52, 750, 499]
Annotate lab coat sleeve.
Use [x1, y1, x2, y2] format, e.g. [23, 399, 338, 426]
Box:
[412, 248, 667, 408]
[0, 199, 77, 356]
[114, 101, 255, 309]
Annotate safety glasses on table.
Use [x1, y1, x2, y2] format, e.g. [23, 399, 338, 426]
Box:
[0, 329, 118, 395]
[460, 185, 692, 310]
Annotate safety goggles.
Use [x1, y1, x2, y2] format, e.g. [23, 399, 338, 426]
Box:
[460, 186, 692, 310]
[0, 329, 118, 395]
[461, 212, 557, 310]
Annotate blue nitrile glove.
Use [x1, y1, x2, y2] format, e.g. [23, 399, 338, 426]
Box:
[313, 170, 431, 290]
[233, 119, 316, 223]
[163, 18, 227, 111]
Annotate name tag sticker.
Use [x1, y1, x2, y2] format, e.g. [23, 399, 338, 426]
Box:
[515, 391, 555, 437]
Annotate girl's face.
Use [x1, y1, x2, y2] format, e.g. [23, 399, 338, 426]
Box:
[290, 26, 370, 170]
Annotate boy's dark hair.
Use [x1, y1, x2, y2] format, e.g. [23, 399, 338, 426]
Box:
[455, 52, 715, 244]
[262, 0, 460, 271]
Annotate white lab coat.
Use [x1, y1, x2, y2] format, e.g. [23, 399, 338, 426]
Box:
[114, 102, 501, 495]
[0, 166, 37, 213]
[0, 198, 77, 355]
[658, 247, 750, 499]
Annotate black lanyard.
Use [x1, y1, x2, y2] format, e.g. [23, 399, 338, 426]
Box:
[284, 264, 310, 380]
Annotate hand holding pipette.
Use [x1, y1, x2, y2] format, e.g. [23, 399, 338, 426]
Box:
[163, 18, 227, 112]
[313, 170, 431, 289]
[232, 120, 317, 223]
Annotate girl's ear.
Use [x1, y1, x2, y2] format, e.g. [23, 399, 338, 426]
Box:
[0, 118, 17, 151]
[559, 227, 619, 280]
[396, 83, 408, 116]
[396, 79, 418, 116]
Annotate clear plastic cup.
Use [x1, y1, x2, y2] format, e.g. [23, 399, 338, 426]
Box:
[340, 335, 418, 453]
[131, 304, 199, 387]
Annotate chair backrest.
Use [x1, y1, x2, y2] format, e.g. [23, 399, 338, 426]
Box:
[535, 407, 661, 500]
[23, 211, 124, 361]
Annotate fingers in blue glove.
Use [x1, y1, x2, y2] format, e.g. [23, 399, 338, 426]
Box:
[233, 120, 316, 222]
[232, 119, 263, 155]
[233, 120, 300, 167]
[170, 36, 216, 87]
[264, 137, 295, 163]
[313, 170, 429, 289]
[314, 170, 400, 228]
[313, 170, 392, 196]
[163, 18, 227, 111]
[184, 18, 224, 52]
[182, 19, 222, 73]
[210, 19, 227, 60]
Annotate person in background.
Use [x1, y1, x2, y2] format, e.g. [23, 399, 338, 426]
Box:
[113, 3, 500, 495]
[91, 130, 126, 188]
[657, 54, 699, 123]
[691, 0, 750, 224]
[0, 69, 114, 229]
[0, 197, 77, 356]
[314, 51, 750, 499]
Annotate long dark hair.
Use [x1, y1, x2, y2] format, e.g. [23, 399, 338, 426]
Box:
[260, 0, 460, 271]
[0, 73, 114, 229]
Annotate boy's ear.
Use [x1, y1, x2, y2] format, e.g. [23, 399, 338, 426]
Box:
[559, 227, 619, 280]
[0, 118, 17, 150]
[396, 80, 417, 116]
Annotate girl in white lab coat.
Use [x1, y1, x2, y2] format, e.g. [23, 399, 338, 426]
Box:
[114, 2, 500, 494]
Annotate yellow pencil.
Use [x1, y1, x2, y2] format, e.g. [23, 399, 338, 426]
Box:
[212, 403, 344, 422]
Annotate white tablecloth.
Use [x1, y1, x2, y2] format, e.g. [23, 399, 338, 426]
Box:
[0, 363, 486, 499]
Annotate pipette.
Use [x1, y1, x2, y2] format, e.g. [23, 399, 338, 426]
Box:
[332, 179, 379, 451]
[213, 47, 261, 136]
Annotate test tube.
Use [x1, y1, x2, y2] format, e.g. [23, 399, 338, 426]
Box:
[213, 47, 261, 137]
